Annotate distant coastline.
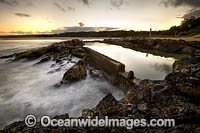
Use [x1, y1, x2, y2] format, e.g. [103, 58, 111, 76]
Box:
[0, 36, 200, 41]
[0, 37, 119, 41]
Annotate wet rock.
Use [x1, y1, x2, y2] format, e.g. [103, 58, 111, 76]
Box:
[3, 121, 26, 132]
[48, 68, 61, 74]
[50, 63, 56, 68]
[55, 58, 62, 63]
[89, 68, 103, 79]
[71, 48, 87, 58]
[36, 56, 51, 64]
[15, 47, 45, 60]
[62, 60, 87, 83]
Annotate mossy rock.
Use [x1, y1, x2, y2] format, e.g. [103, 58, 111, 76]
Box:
[15, 47, 70, 60]
[48, 48, 70, 56]
[59, 48, 70, 55]
[15, 48, 44, 60]
[71, 48, 88, 58]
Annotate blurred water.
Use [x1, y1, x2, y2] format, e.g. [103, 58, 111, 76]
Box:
[0, 40, 124, 129]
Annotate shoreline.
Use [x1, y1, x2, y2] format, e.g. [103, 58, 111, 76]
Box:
[0, 37, 119, 41]
[0, 36, 200, 41]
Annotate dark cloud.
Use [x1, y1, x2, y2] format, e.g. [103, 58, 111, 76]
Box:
[54, 2, 65, 12]
[78, 22, 85, 27]
[162, 0, 200, 19]
[81, 0, 89, 5]
[0, 0, 19, 6]
[15, 13, 31, 17]
[161, 0, 200, 8]
[52, 26, 119, 34]
[68, 6, 75, 11]
[184, 8, 200, 18]
[110, 0, 123, 7]
[26, 1, 34, 7]
[79, 0, 124, 7]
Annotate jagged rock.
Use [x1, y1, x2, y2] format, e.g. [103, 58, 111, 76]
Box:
[173, 54, 200, 72]
[51, 39, 84, 48]
[82, 109, 98, 118]
[71, 39, 85, 47]
[62, 60, 87, 83]
[123, 80, 151, 105]
[103, 38, 200, 54]
[96, 93, 126, 118]
[53, 113, 69, 119]
[150, 81, 173, 105]
[166, 64, 200, 103]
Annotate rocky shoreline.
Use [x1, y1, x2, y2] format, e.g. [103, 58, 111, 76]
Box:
[103, 38, 200, 55]
[1, 39, 200, 132]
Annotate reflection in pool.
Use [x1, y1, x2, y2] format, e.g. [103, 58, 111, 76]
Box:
[85, 42, 176, 80]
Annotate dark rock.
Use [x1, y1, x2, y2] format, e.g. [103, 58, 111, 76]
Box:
[150, 81, 173, 105]
[62, 60, 87, 83]
[166, 63, 200, 104]
[82, 109, 98, 118]
[89, 68, 103, 79]
[53, 113, 69, 119]
[104, 38, 200, 54]
[96, 93, 126, 117]
[127, 71, 134, 80]
[36, 56, 51, 64]
[48, 68, 61, 74]
[71, 48, 87, 58]
[123, 80, 151, 105]
[71, 39, 85, 47]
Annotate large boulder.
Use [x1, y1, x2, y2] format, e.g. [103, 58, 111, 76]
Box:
[62, 60, 87, 83]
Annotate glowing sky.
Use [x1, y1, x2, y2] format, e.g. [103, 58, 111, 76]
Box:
[0, 0, 199, 35]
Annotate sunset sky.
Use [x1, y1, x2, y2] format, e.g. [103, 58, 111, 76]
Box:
[0, 0, 200, 35]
